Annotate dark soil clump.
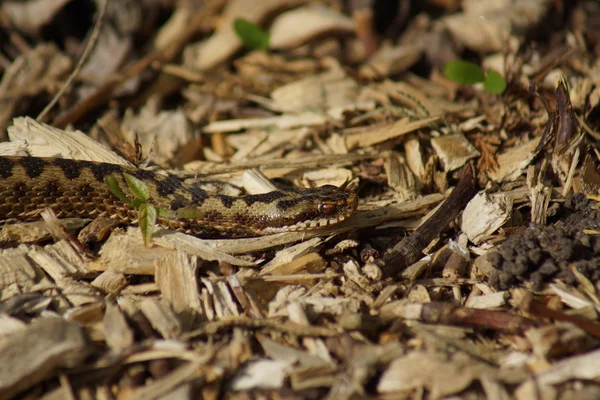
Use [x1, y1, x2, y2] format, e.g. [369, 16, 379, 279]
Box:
[489, 194, 600, 290]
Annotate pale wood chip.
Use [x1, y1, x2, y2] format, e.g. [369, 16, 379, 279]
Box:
[202, 112, 327, 133]
[1, 1, 71, 35]
[534, 347, 600, 386]
[528, 171, 552, 225]
[549, 282, 596, 310]
[487, 137, 541, 182]
[527, 323, 597, 360]
[154, 230, 257, 267]
[0, 246, 40, 294]
[230, 359, 289, 390]
[460, 192, 513, 244]
[140, 298, 182, 340]
[262, 253, 326, 277]
[63, 302, 104, 331]
[296, 296, 361, 316]
[384, 151, 418, 201]
[182, 152, 372, 176]
[269, 60, 374, 117]
[128, 358, 208, 400]
[345, 116, 440, 149]
[378, 351, 496, 397]
[0, 218, 87, 244]
[260, 237, 322, 274]
[301, 167, 354, 188]
[27, 240, 90, 280]
[287, 302, 333, 364]
[0, 317, 90, 399]
[155, 250, 205, 329]
[0, 314, 27, 341]
[290, 362, 337, 390]
[229, 128, 311, 160]
[404, 137, 427, 183]
[103, 301, 135, 353]
[442, 0, 551, 53]
[359, 43, 422, 79]
[6, 117, 131, 164]
[92, 228, 174, 275]
[183, 0, 304, 71]
[241, 168, 279, 193]
[78, 24, 131, 92]
[91, 270, 128, 293]
[464, 291, 508, 309]
[211, 280, 242, 318]
[0, 47, 71, 134]
[259, 336, 326, 367]
[430, 133, 480, 172]
[122, 100, 197, 166]
[269, 3, 355, 49]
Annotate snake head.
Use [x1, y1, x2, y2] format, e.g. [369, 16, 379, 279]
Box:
[315, 185, 358, 220]
[257, 184, 358, 234]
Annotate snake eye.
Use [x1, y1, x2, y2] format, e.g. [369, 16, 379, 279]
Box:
[318, 202, 337, 215]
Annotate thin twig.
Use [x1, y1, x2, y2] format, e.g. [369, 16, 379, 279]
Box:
[37, 0, 109, 122]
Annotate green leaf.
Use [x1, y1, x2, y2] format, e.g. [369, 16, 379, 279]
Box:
[443, 60, 486, 85]
[483, 69, 507, 94]
[123, 173, 150, 202]
[157, 208, 175, 218]
[138, 203, 157, 247]
[234, 18, 270, 50]
[173, 206, 202, 220]
[105, 175, 132, 204]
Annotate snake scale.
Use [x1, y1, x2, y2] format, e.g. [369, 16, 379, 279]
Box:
[0, 156, 358, 238]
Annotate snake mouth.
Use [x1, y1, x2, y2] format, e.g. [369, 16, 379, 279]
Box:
[260, 214, 349, 234]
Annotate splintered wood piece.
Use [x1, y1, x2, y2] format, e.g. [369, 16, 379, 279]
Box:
[262, 252, 326, 277]
[345, 116, 440, 149]
[0, 317, 90, 399]
[6, 117, 131, 165]
[140, 298, 183, 340]
[359, 43, 422, 79]
[378, 351, 498, 397]
[383, 151, 418, 202]
[202, 112, 328, 132]
[155, 250, 205, 329]
[122, 100, 197, 166]
[460, 192, 512, 244]
[269, 61, 372, 116]
[103, 301, 135, 353]
[183, 0, 304, 71]
[528, 171, 552, 225]
[260, 237, 322, 275]
[0, 45, 71, 134]
[269, 3, 355, 49]
[127, 358, 209, 400]
[91, 270, 127, 293]
[430, 134, 480, 172]
[487, 137, 541, 182]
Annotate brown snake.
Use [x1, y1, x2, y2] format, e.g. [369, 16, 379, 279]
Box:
[0, 156, 358, 238]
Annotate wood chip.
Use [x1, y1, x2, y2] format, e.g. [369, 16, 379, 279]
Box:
[345, 116, 440, 149]
[487, 137, 541, 182]
[460, 192, 512, 244]
[0, 317, 90, 399]
[430, 133, 480, 172]
[269, 3, 355, 49]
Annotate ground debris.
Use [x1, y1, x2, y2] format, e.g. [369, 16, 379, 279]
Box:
[1, 0, 600, 398]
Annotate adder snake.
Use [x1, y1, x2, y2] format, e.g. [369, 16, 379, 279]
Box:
[0, 156, 357, 238]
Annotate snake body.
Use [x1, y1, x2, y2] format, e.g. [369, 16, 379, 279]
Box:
[0, 156, 357, 238]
